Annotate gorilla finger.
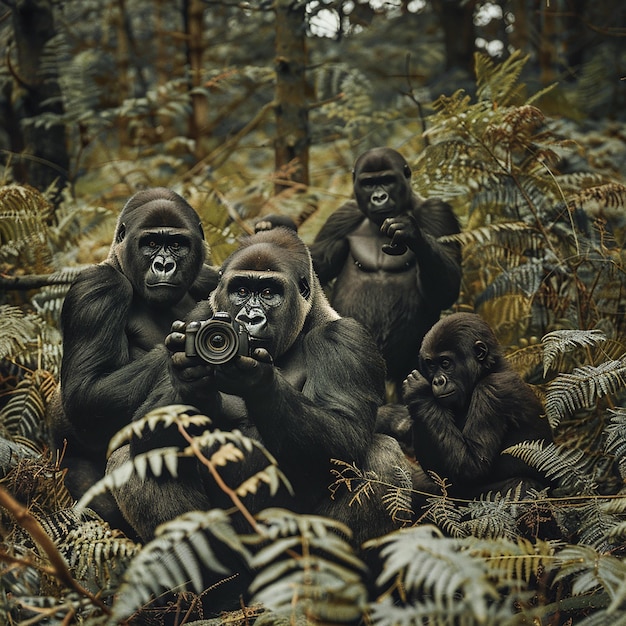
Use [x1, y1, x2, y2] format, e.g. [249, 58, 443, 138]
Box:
[178, 365, 214, 382]
[165, 331, 187, 350]
[171, 351, 204, 369]
[252, 347, 274, 364]
[171, 319, 187, 333]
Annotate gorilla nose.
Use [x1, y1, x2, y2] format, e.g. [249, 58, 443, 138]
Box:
[432, 374, 446, 388]
[371, 190, 389, 206]
[152, 256, 176, 279]
[236, 307, 267, 334]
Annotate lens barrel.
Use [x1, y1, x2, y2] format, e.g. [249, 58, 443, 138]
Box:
[194, 319, 241, 365]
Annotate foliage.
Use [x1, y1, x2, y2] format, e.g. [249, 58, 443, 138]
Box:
[2, 34, 626, 626]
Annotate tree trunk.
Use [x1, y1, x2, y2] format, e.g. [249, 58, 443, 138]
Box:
[9, 0, 68, 204]
[184, 0, 208, 156]
[274, 0, 309, 194]
[439, 0, 476, 74]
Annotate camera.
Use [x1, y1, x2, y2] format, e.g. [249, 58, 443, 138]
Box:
[184, 312, 251, 365]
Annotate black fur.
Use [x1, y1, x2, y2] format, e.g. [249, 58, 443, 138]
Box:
[310, 147, 462, 385]
[108, 228, 412, 609]
[403, 312, 554, 498]
[48, 188, 217, 527]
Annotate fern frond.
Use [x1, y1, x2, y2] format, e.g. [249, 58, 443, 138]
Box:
[111, 509, 250, 622]
[0, 306, 41, 361]
[475, 257, 544, 307]
[249, 508, 367, 623]
[374, 525, 499, 622]
[542, 329, 607, 377]
[504, 441, 598, 495]
[575, 499, 626, 550]
[505, 343, 544, 381]
[553, 544, 626, 606]
[464, 485, 526, 540]
[58, 518, 141, 590]
[381, 465, 414, 527]
[475, 50, 529, 106]
[193, 428, 292, 497]
[439, 221, 542, 251]
[467, 535, 560, 584]
[567, 182, 626, 214]
[76, 447, 182, 512]
[0, 373, 48, 443]
[604, 408, 626, 478]
[422, 488, 468, 538]
[545, 360, 626, 426]
[106, 404, 211, 455]
[0, 184, 53, 272]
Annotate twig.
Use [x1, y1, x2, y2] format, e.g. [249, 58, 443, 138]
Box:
[0, 486, 111, 615]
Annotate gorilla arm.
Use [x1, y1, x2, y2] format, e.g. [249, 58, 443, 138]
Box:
[60, 265, 169, 450]
[403, 368, 508, 485]
[309, 203, 364, 284]
[382, 198, 461, 311]
[243, 318, 381, 472]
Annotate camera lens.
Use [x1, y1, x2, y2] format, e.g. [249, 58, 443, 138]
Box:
[208, 332, 227, 351]
[195, 320, 240, 365]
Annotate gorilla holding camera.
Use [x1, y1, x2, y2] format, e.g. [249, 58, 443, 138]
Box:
[310, 147, 462, 387]
[108, 227, 411, 549]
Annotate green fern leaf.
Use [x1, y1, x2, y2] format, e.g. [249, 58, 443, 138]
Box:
[545, 360, 626, 426]
[375, 525, 499, 621]
[76, 446, 182, 513]
[106, 404, 211, 455]
[504, 441, 597, 495]
[111, 509, 249, 621]
[542, 329, 607, 377]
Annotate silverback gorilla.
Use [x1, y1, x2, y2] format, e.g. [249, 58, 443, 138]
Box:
[310, 147, 462, 387]
[403, 313, 553, 499]
[107, 228, 411, 549]
[49, 188, 217, 525]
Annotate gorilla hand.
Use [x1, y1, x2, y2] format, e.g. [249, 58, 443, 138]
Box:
[381, 214, 421, 256]
[214, 348, 274, 396]
[165, 320, 217, 395]
[401, 368, 430, 404]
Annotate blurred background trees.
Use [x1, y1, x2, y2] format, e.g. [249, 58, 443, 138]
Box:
[1, 0, 624, 226]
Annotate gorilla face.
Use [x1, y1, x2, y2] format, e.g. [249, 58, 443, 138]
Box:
[352, 148, 413, 225]
[418, 313, 497, 418]
[211, 230, 313, 359]
[111, 191, 206, 307]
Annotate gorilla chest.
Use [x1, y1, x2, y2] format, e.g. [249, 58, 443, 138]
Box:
[346, 222, 415, 273]
[126, 309, 174, 354]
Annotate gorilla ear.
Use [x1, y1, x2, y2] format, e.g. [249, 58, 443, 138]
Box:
[197, 221, 205, 240]
[116, 223, 126, 243]
[473, 340, 489, 362]
[403, 163, 411, 179]
[298, 276, 311, 300]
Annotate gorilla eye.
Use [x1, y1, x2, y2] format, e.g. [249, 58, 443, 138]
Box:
[237, 287, 249, 298]
[148, 240, 158, 248]
[171, 241, 180, 250]
[440, 358, 453, 371]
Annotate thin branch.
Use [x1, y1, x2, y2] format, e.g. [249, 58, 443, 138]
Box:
[0, 486, 111, 615]
[0, 274, 74, 290]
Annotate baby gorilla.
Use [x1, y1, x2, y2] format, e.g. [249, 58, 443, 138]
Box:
[403, 312, 553, 499]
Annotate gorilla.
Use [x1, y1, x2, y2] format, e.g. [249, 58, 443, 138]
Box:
[48, 188, 218, 525]
[108, 227, 410, 545]
[403, 313, 554, 499]
[310, 147, 462, 388]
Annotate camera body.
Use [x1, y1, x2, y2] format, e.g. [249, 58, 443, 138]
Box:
[184, 312, 251, 365]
